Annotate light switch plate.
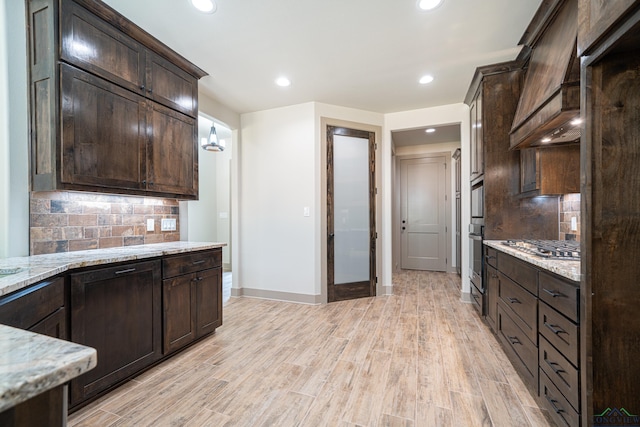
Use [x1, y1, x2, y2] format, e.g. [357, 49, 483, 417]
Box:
[570, 217, 578, 231]
[161, 218, 177, 231]
[303, 207, 310, 217]
[146, 218, 154, 231]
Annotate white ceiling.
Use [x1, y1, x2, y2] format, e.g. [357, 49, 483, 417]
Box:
[392, 124, 461, 147]
[102, 0, 542, 115]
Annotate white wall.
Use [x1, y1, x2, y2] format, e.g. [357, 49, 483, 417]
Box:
[239, 103, 317, 299]
[0, 0, 29, 258]
[394, 141, 461, 272]
[314, 103, 385, 298]
[385, 103, 471, 295]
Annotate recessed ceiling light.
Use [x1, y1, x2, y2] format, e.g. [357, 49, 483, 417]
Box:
[426, 128, 436, 133]
[275, 77, 291, 87]
[541, 137, 552, 143]
[570, 118, 583, 126]
[190, 0, 216, 14]
[418, 0, 444, 11]
[419, 75, 434, 84]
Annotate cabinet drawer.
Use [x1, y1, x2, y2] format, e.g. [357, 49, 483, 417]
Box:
[539, 272, 579, 322]
[498, 273, 537, 343]
[485, 246, 497, 268]
[163, 249, 221, 279]
[498, 252, 537, 295]
[540, 335, 579, 411]
[539, 301, 579, 367]
[0, 276, 65, 330]
[497, 304, 538, 390]
[540, 370, 580, 427]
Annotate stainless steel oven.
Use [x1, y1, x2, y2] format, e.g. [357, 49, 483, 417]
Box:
[471, 184, 484, 221]
[469, 223, 484, 314]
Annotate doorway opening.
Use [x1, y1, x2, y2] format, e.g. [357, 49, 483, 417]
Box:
[392, 124, 461, 274]
[182, 114, 233, 303]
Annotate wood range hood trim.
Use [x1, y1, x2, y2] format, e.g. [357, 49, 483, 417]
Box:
[509, 0, 581, 150]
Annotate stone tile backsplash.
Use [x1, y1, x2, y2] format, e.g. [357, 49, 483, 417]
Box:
[30, 192, 180, 255]
[559, 193, 580, 241]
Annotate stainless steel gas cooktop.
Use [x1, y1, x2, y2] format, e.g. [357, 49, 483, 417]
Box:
[502, 239, 580, 261]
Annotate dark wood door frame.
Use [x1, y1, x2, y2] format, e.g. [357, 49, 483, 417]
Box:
[327, 126, 376, 302]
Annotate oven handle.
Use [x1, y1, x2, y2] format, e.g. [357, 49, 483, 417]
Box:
[469, 233, 483, 240]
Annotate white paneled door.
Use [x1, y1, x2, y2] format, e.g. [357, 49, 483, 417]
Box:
[400, 156, 447, 271]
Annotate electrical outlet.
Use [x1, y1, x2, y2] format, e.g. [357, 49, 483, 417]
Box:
[146, 219, 154, 231]
[571, 217, 578, 231]
[161, 218, 177, 231]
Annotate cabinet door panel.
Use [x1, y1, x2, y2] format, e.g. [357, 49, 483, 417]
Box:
[520, 148, 539, 193]
[0, 276, 65, 331]
[60, 0, 145, 95]
[469, 99, 478, 179]
[195, 267, 222, 338]
[70, 260, 161, 406]
[485, 264, 498, 331]
[61, 64, 146, 189]
[163, 274, 197, 354]
[29, 308, 67, 340]
[147, 103, 197, 197]
[147, 52, 198, 117]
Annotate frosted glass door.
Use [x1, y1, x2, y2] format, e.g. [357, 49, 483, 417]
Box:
[333, 134, 370, 284]
[327, 125, 376, 303]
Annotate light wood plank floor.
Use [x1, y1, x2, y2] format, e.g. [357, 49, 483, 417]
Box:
[69, 271, 556, 427]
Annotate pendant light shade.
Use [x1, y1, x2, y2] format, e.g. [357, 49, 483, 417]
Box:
[202, 124, 224, 152]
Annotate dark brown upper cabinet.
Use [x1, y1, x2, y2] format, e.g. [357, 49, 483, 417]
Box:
[577, 0, 640, 56]
[469, 88, 483, 183]
[28, 0, 207, 200]
[519, 145, 580, 196]
[465, 61, 560, 240]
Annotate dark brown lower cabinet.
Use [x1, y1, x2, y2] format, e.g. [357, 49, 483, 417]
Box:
[485, 246, 582, 424]
[485, 263, 498, 331]
[69, 260, 162, 407]
[0, 277, 68, 426]
[162, 250, 222, 354]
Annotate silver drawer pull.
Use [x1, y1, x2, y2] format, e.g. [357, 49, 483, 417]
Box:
[545, 360, 566, 375]
[546, 396, 564, 414]
[543, 288, 565, 298]
[544, 322, 565, 335]
[507, 297, 520, 304]
[507, 336, 521, 345]
[192, 260, 206, 265]
[115, 268, 136, 275]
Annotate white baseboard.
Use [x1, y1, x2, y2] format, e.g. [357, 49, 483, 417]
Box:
[230, 287, 321, 305]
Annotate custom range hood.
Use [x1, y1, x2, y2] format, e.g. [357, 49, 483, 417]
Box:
[510, 0, 581, 150]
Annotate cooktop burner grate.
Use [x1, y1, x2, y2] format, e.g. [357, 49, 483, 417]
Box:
[502, 239, 580, 260]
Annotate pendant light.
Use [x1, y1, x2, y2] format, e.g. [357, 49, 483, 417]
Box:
[202, 124, 224, 151]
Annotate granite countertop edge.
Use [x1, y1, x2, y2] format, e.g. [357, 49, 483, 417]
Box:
[484, 240, 581, 282]
[0, 241, 227, 297]
[0, 324, 97, 412]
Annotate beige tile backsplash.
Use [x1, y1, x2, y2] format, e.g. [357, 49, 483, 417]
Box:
[559, 193, 580, 241]
[30, 192, 180, 255]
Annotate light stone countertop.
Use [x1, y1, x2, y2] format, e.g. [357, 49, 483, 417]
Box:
[0, 324, 97, 412]
[0, 242, 226, 297]
[484, 240, 581, 282]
